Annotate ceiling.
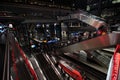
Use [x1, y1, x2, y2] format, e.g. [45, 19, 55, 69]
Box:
[0, 0, 120, 24]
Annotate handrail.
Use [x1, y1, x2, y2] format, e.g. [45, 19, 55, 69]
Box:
[2, 40, 8, 80]
[111, 44, 120, 80]
[59, 60, 83, 80]
[2, 29, 38, 80]
[2, 30, 10, 80]
[106, 44, 120, 80]
[16, 42, 38, 80]
[44, 54, 63, 80]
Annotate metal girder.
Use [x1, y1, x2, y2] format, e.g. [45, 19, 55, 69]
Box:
[58, 10, 106, 29]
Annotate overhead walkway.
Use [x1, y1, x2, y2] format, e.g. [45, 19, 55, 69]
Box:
[58, 10, 106, 29]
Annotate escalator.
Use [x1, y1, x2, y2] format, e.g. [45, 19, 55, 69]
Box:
[10, 35, 35, 80]
[14, 60, 33, 80]
[61, 52, 107, 80]
[3, 31, 38, 80]
[96, 49, 113, 58]
[85, 50, 111, 67]
[0, 25, 7, 80]
[0, 44, 5, 80]
[58, 10, 106, 29]
[35, 53, 61, 80]
[55, 33, 120, 80]
[57, 33, 120, 54]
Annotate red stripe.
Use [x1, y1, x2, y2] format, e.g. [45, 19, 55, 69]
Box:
[16, 42, 38, 80]
[111, 44, 120, 80]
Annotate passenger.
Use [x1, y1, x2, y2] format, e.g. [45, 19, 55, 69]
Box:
[97, 26, 107, 36]
[82, 31, 90, 40]
[91, 31, 97, 38]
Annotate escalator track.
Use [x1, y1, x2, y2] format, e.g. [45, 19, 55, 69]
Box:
[35, 53, 60, 80]
[16, 60, 33, 80]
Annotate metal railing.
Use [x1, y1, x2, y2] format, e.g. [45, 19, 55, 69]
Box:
[2, 30, 10, 80]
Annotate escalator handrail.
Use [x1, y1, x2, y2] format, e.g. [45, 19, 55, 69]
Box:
[111, 44, 120, 80]
[2, 30, 10, 80]
[16, 42, 38, 80]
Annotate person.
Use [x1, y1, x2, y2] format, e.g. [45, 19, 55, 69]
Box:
[82, 31, 90, 40]
[97, 26, 107, 36]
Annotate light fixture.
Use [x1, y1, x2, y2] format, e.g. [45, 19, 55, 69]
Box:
[9, 24, 13, 28]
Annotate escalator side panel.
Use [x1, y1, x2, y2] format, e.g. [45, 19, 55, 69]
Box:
[58, 33, 120, 54]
